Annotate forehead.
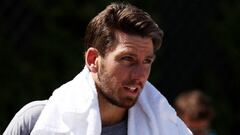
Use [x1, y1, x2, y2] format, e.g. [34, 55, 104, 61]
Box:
[113, 31, 154, 53]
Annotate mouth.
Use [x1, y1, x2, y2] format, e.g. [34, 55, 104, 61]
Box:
[123, 86, 140, 97]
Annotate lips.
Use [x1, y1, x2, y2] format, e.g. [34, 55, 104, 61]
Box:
[123, 85, 140, 97]
[125, 86, 137, 92]
[122, 80, 144, 97]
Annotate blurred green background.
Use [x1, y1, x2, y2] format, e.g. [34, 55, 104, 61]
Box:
[1, 0, 239, 134]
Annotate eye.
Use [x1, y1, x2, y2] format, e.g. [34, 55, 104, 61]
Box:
[121, 56, 134, 61]
[120, 56, 136, 65]
[143, 58, 153, 64]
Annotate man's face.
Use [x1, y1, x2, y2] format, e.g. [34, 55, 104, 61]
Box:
[95, 31, 155, 108]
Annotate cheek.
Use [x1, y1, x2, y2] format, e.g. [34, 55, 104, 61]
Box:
[145, 64, 152, 75]
[147, 67, 151, 76]
[110, 62, 128, 75]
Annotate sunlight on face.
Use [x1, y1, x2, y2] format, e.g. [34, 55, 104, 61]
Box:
[96, 31, 154, 108]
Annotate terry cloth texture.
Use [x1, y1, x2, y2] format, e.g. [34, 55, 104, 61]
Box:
[31, 66, 192, 135]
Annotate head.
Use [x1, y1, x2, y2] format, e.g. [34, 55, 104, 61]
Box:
[174, 90, 215, 135]
[84, 2, 163, 57]
[84, 2, 163, 108]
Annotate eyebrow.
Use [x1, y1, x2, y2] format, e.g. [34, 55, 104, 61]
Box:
[117, 50, 156, 60]
[147, 54, 156, 60]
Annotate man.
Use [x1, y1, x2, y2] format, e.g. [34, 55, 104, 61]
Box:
[4, 2, 192, 135]
[174, 90, 217, 135]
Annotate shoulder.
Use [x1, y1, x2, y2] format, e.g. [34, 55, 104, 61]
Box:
[3, 100, 47, 135]
[15, 100, 47, 118]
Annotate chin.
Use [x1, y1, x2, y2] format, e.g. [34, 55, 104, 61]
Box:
[118, 98, 138, 108]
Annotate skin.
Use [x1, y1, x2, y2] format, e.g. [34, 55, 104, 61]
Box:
[85, 30, 155, 126]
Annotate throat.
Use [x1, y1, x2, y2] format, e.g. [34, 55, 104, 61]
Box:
[98, 93, 128, 126]
[101, 111, 128, 126]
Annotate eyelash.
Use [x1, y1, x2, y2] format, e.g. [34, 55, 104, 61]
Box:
[122, 56, 133, 61]
[121, 56, 152, 64]
[144, 59, 152, 64]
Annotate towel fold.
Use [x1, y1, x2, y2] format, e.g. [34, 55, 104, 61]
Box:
[31, 66, 192, 135]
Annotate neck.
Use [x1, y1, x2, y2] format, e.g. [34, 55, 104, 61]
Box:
[98, 94, 128, 126]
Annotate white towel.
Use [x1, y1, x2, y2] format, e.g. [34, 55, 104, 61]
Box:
[31, 66, 192, 135]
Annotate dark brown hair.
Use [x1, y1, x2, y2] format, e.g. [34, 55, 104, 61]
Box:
[84, 2, 163, 56]
[174, 90, 215, 121]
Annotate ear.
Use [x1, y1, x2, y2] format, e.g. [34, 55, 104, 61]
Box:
[85, 47, 100, 73]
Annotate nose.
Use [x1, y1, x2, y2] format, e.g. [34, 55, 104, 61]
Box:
[131, 64, 150, 82]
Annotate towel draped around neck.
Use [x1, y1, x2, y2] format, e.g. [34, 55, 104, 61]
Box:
[31, 66, 192, 135]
